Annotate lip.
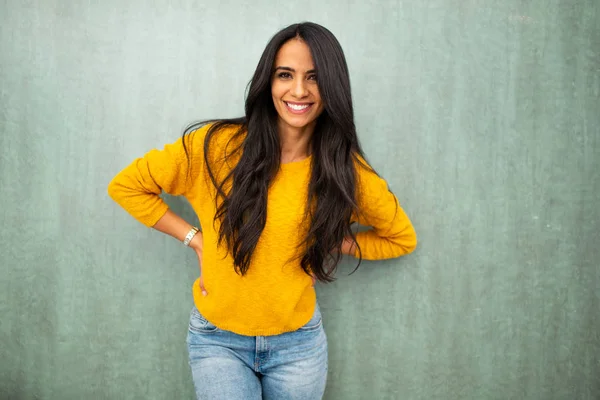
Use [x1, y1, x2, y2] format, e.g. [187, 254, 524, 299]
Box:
[284, 101, 313, 115]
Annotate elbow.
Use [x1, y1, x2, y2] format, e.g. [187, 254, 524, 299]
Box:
[394, 227, 417, 257]
[396, 237, 417, 257]
[107, 175, 126, 204]
[404, 235, 417, 255]
[405, 227, 418, 254]
[107, 177, 119, 202]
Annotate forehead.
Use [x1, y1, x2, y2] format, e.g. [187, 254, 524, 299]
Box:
[274, 39, 315, 69]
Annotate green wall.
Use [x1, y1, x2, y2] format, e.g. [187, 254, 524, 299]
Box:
[1, 1, 599, 399]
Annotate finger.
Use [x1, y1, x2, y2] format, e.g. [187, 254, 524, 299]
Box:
[199, 276, 208, 296]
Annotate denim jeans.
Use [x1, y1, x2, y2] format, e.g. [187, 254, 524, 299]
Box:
[186, 303, 328, 400]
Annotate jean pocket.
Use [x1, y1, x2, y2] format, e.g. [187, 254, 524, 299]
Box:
[189, 307, 219, 334]
[299, 304, 322, 331]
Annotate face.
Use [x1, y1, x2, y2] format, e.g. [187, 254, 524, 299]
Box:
[271, 39, 325, 135]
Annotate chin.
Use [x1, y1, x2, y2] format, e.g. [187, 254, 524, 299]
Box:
[282, 118, 317, 130]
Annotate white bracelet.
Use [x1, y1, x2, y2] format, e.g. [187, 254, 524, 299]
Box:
[183, 226, 199, 246]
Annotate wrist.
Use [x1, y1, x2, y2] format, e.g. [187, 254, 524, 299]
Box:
[342, 236, 357, 255]
[188, 231, 203, 253]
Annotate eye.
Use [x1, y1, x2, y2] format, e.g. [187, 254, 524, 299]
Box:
[277, 72, 292, 79]
[307, 74, 317, 81]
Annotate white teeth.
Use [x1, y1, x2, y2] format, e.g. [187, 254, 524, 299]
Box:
[286, 102, 309, 110]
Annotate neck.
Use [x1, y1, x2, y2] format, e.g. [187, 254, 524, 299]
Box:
[278, 120, 316, 163]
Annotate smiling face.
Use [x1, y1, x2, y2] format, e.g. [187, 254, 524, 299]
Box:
[271, 38, 325, 137]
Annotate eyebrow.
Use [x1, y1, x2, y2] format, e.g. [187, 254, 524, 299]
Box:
[274, 66, 316, 74]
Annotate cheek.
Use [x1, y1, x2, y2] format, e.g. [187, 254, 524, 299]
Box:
[271, 82, 285, 100]
[314, 92, 323, 109]
[313, 89, 322, 104]
[316, 105, 325, 117]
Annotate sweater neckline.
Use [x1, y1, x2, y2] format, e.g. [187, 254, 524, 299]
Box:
[280, 155, 312, 171]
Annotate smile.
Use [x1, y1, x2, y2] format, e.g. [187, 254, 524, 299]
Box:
[285, 101, 313, 114]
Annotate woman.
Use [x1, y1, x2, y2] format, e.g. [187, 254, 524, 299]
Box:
[108, 21, 417, 400]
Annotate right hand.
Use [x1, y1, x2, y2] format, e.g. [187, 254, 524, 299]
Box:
[189, 231, 207, 296]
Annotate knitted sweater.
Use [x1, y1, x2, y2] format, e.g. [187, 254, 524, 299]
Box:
[107, 123, 417, 336]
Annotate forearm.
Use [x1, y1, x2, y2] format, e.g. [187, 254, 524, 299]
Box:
[353, 226, 417, 260]
[341, 236, 357, 256]
[152, 209, 203, 253]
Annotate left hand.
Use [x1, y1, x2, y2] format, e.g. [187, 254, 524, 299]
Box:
[341, 236, 357, 255]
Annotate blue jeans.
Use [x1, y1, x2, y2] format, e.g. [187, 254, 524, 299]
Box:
[186, 303, 328, 400]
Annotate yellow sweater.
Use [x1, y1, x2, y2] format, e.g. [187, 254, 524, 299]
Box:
[108, 123, 417, 336]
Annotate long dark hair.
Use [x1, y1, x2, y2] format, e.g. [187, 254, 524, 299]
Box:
[183, 22, 373, 283]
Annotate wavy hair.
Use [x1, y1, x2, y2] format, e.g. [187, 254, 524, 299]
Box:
[183, 22, 374, 283]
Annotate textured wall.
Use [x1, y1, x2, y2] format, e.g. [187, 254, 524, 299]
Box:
[1, 1, 599, 399]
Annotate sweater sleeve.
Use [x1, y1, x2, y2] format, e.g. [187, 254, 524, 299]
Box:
[107, 127, 206, 227]
[352, 160, 417, 260]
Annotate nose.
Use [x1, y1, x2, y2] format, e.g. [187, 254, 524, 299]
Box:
[291, 78, 309, 98]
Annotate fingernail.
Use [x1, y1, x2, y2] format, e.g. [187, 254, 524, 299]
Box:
[202, 291, 207, 296]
